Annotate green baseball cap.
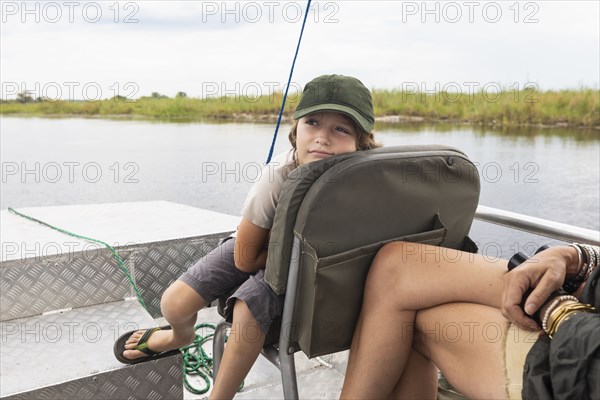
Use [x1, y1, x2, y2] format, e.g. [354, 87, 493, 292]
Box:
[293, 74, 375, 132]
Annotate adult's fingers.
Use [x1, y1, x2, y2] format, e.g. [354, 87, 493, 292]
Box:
[523, 268, 563, 315]
[501, 247, 570, 329]
[503, 303, 538, 330]
[501, 272, 539, 329]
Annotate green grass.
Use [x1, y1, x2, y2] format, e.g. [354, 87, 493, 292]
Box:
[372, 88, 599, 128]
[2, 88, 598, 128]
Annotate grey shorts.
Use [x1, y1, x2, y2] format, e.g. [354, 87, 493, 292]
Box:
[179, 236, 284, 334]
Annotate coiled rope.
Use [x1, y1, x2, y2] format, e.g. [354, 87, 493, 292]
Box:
[8, 207, 222, 395]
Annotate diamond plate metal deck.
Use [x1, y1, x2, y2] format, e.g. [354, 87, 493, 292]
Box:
[0, 248, 135, 321]
[3, 356, 183, 400]
[132, 234, 227, 318]
[0, 234, 230, 322]
[0, 300, 172, 398]
[0, 201, 238, 399]
[1, 201, 237, 321]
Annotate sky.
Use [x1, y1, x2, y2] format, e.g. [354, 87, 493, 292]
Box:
[1, 0, 599, 100]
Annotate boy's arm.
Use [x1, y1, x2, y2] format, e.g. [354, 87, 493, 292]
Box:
[234, 217, 270, 273]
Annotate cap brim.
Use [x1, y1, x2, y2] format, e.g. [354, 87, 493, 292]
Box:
[293, 103, 373, 132]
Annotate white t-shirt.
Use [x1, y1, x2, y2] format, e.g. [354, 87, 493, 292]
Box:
[232, 149, 297, 236]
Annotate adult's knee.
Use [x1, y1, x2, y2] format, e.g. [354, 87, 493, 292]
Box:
[371, 241, 417, 273]
[366, 241, 423, 296]
[366, 242, 409, 292]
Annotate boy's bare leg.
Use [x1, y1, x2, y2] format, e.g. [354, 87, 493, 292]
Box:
[413, 303, 511, 400]
[123, 280, 206, 360]
[210, 300, 266, 400]
[340, 242, 507, 399]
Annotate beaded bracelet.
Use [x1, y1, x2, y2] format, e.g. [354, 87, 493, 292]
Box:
[541, 295, 578, 333]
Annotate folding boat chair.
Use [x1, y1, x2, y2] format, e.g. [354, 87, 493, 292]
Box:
[213, 144, 480, 399]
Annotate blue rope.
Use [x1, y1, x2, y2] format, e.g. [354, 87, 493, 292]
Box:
[265, 0, 312, 164]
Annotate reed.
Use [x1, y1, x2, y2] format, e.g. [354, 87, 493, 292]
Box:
[2, 89, 598, 128]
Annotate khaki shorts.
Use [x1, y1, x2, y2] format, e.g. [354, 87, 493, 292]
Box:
[437, 322, 537, 400]
[503, 323, 538, 399]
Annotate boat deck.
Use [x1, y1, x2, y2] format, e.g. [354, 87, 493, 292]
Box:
[0, 201, 359, 399]
[6, 200, 564, 399]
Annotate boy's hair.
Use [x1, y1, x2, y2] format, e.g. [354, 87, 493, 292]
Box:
[288, 115, 382, 152]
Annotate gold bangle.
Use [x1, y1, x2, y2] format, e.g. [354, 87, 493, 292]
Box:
[547, 303, 591, 337]
[542, 297, 578, 333]
[547, 303, 596, 338]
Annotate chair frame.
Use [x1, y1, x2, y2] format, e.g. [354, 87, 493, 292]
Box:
[211, 144, 599, 399]
[211, 204, 600, 399]
[212, 146, 480, 399]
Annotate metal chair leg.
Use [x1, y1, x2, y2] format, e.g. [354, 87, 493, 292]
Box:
[277, 236, 301, 399]
[279, 351, 299, 399]
[212, 320, 230, 379]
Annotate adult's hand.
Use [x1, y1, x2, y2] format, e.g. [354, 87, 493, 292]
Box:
[500, 246, 578, 329]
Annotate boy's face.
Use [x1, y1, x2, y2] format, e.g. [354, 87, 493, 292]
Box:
[296, 111, 358, 166]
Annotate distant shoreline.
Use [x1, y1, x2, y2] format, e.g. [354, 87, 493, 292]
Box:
[3, 112, 598, 131]
[2, 88, 598, 129]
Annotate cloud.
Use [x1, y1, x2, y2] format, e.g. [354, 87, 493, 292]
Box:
[1, 0, 598, 100]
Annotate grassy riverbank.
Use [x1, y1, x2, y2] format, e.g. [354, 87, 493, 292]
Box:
[1, 89, 598, 129]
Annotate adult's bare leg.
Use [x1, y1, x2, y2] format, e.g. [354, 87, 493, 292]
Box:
[388, 347, 438, 399]
[123, 280, 206, 360]
[412, 302, 522, 400]
[340, 242, 507, 399]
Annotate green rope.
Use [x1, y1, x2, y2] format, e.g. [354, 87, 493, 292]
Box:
[182, 323, 216, 395]
[182, 323, 244, 395]
[8, 207, 241, 395]
[8, 207, 146, 309]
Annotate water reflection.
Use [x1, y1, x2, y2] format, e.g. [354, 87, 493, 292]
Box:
[375, 121, 600, 142]
[2, 116, 598, 259]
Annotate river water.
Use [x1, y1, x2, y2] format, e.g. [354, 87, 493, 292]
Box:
[1, 117, 598, 258]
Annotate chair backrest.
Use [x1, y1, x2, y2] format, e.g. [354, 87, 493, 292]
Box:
[265, 144, 480, 357]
